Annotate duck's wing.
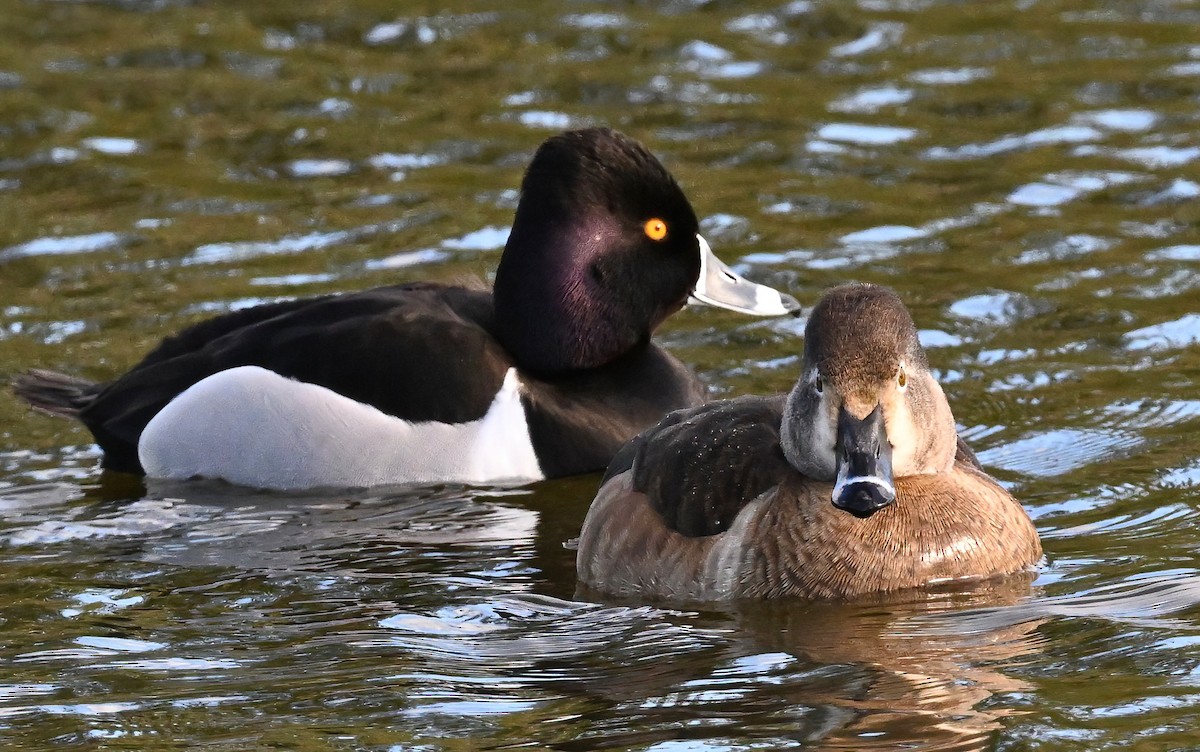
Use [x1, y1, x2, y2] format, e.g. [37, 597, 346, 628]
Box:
[78, 283, 509, 472]
[604, 394, 791, 537]
[954, 435, 984, 470]
[12, 294, 349, 418]
[577, 395, 792, 600]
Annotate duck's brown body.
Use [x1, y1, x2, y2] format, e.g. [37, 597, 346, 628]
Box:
[578, 461, 1041, 601]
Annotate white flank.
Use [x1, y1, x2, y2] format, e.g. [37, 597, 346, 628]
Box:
[138, 365, 544, 490]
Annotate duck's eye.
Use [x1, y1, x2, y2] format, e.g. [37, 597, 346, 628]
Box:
[643, 218, 668, 241]
[897, 368, 907, 389]
[814, 376, 823, 394]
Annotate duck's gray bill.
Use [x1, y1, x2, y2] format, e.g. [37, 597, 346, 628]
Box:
[688, 235, 801, 317]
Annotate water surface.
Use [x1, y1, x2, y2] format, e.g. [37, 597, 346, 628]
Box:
[3, 0, 1200, 749]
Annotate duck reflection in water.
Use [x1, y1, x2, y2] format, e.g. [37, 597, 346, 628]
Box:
[560, 584, 1042, 751]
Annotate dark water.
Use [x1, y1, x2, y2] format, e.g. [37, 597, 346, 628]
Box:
[2, 0, 1200, 748]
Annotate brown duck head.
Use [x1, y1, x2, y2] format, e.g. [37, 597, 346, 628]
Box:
[780, 283, 959, 519]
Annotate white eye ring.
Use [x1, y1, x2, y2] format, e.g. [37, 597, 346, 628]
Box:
[813, 374, 823, 394]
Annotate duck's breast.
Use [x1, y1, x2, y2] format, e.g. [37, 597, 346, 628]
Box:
[738, 468, 1042, 599]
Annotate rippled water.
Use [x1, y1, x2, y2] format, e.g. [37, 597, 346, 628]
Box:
[2, 0, 1200, 748]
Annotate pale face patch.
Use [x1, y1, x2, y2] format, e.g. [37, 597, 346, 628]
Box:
[881, 385, 921, 476]
[139, 365, 544, 490]
[781, 368, 838, 480]
[883, 371, 958, 476]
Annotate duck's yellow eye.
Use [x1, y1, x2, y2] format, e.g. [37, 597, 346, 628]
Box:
[898, 368, 907, 388]
[644, 218, 668, 241]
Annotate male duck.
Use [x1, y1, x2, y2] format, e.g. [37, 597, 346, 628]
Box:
[13, 128, 799, 490]
[576, 283, 1042, 601]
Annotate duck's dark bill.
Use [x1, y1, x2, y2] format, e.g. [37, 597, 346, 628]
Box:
[832, 404, 896, 519]
[688, 235, 801, 317]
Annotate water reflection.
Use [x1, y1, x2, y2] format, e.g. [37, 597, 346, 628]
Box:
[551, 583, 1042, 751]
[729, 591, 1043, 752]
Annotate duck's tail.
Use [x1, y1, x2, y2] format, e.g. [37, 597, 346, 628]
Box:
[10, 369, 98, 418]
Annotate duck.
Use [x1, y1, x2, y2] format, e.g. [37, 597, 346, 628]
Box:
[575, 282, 1042, 601]
[12, 127, 799, 491]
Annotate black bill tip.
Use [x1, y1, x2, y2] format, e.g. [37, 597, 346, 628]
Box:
[833, 479, 895, 519]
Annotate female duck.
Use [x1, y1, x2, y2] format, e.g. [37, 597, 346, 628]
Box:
[14, 128, 798, 490]
[576, 283, 1041, 601]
